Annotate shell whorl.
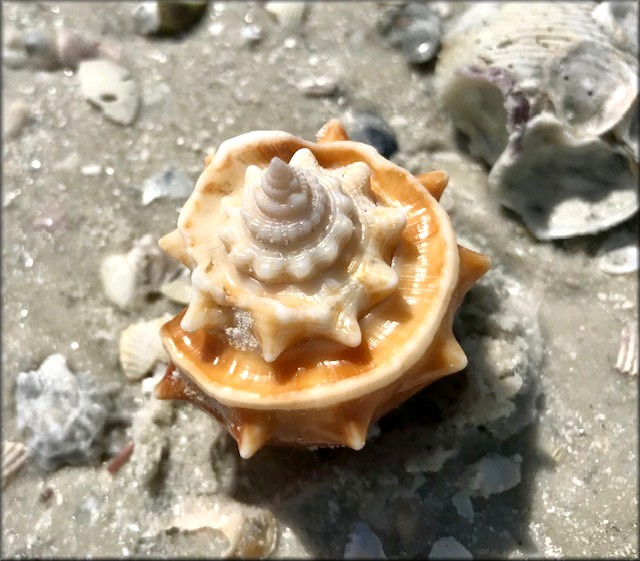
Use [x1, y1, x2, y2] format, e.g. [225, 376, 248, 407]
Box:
[220, 154, 355, 283]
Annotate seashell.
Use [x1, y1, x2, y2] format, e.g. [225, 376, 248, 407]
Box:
[77, 59, 140, 126]
[543, 39, 637, 138]
[592, 1, 639, 56]
[153, 119, 490, 458]
[616, 322, 638, 377]
[137, 1, 208, 36]
[15, 354, 112, 471]
[436, 2, 638, 166]
[119, 315, 172, 380]
[377, 1, 442, 65]
[597, 228, 639, 275]
[141, 167, 194, 206]
[265, 1, 308, 32]
[2, 441, 28, 489]
[160, 268, 192, 305]
[101, 233, 184, 310]
[158, 496, 277, 558]
[489, 112, 638, 240]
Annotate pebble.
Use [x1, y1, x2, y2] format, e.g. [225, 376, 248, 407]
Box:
[428, 537, 472, 559]
[378, 2, 442, 64]
[2, 100, 32, 140]
[297, 75, 338, 97]
[55, 26, 100, 70]
[141, 167, 193, 205]
[133, 1, 209, 36]
[18, 28, 60, 70]
[343, 109, 399, 158]
[77, 59, 140, 126]
[344, 522, 386, 559]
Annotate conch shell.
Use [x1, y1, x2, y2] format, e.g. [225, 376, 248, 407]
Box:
[155, 120, 490, 458]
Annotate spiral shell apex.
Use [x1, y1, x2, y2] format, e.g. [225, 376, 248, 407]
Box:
[179, 146, 406, 362]
[155, 120, 490, 458]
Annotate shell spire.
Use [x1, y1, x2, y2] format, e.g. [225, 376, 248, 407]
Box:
[180, 147, 406, 362]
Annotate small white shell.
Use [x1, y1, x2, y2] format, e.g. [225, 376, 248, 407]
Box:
[77, 59, 139, 126]
[101, 234, 183, 310]
[544, 39, 637, 137]
[2, 441, 28, 489]
[163, 497, 277, 558]
[597, 229, 639, 275]
[265, 1, 307, 31]
[160, 271, 192, 305]
[119, 315, 171, 380]
[489, 113, 638, 240]
[616, 322, 638, 376]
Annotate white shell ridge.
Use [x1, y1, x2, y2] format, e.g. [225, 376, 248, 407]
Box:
[219, 154, 355, 283]
[178, 147, 407, 362]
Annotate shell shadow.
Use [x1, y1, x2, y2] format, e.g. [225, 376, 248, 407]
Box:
[217, 280, 552, 557]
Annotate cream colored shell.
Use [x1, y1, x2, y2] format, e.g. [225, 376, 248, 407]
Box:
[156, 121, 490, 457]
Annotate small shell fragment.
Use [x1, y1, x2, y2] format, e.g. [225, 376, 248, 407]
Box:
[344, 522, 386, 559]
[141, 168, 194, 206]
[119, 315, 172, 380]
[597, 229, 639, 275]
[616, 322, 638, 376]
[265, 1, 307, 32]
[77, 59, 140, 126]
[2, 441, 28, 489]
[164, 497, 277, 558]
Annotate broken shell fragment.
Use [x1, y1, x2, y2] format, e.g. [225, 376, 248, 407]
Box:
[436, 1, 638, 239]
[155, 120, 490, 457]
[489, 113, 638, 240]
[77, 59, 140, 126]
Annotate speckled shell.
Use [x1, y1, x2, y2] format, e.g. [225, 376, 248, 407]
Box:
[155, 120, 490, 458]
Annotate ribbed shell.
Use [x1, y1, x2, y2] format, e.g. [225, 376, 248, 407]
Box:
[436, 1, 638, 163]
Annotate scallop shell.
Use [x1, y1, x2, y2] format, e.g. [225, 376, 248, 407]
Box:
[154, 120, 490, 458]
[489, 113, 638, 240]
[119, 315, 172, 380]
[2, 441, 28, 489]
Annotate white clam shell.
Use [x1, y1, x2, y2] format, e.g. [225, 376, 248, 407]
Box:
[119, 315, 171, 380]
[436, 1, 637, 165]
[100, 253, 137, 309]
[489, 113, 639, 240]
